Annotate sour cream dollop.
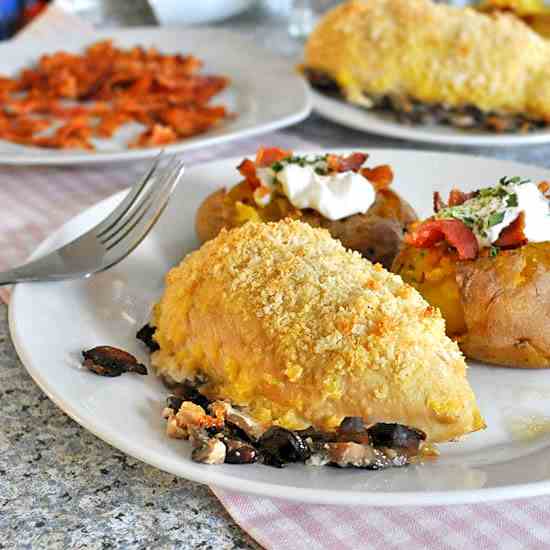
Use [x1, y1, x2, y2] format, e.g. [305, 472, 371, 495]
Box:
[435, 177, 550, 248]
[255, 156, 375, 221]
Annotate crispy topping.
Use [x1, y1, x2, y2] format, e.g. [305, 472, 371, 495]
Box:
[82, 346, 147, 377]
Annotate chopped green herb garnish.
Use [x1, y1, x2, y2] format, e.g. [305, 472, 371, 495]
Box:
[506, 193, 518, 207]
[489, 246, 500, 257]
[488, 211, 505, 227]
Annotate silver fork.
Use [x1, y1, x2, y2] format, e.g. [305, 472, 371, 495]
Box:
[0, 155, 185, 286]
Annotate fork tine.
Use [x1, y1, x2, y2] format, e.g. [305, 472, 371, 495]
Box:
[98, 156, 175, 246]
[104, 160, 184, 254]
[95, 152, 162, 239]
[101, 156, 181, 247]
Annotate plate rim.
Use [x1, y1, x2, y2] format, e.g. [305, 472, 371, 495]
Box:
[311, 88, 550, 147]
[9, 148, 550, 506]
[0, 26, 311, 166]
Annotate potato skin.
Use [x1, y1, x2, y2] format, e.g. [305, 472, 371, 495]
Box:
[195, 185, 417, 269]
[195, 188, 230, 244]
[393, 242, 550, 368]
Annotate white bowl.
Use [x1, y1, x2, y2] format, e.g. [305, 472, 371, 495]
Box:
[148, 0, 256, 25]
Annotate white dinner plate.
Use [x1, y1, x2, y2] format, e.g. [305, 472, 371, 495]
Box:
[312, 89, 550, 147]
[0, 27, 310, 166]
[10, 150, 550, 506]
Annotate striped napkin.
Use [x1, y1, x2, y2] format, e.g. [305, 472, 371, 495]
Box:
[3, 5, 550, 550]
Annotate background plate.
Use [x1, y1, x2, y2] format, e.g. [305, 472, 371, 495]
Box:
[0, 27, 310, 165]
[312, 89, 550, 147]
[10, 150, 550, 506]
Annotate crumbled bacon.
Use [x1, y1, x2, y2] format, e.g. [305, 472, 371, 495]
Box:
[360, 164, 393, 190]
[237, 158, 262, 190]
[495, 212, 527, 248]
[448, 189, 477, 207]
[0, 40, 229, 150]
[255, 146, 291, 167]
[405, 219, 479, 260]
[433, 191, 446, 213]
[327, 152, 368, 173]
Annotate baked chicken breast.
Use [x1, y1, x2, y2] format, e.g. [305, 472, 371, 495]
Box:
[151, 220, 484, 443]
[304, 0, 550, 128]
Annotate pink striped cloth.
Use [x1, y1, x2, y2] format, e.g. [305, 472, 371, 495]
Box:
[211, 490, 550, 549]
[4, 6, 550, 550]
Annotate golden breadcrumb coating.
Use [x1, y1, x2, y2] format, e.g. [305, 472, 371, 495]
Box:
[305, 0, 550, 119]
[151, 220, 484, 443]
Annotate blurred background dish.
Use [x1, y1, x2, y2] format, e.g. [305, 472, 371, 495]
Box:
[148, 0, 257, 25]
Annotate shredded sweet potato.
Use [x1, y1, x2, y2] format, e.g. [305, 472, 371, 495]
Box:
[0, 40, 230, 150]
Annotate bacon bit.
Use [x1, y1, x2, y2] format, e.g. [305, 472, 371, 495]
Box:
[255, 146, 292, 167]
[327, 152, 368, 173]
[237, 158, 262, 190]
[433, 191, 446, 213]
[0, 40, 229, 150]
[130, 124, 177, 148]
[96, 112, 132, 138]
[360, 164, 393, 190]
[448, 189, 476, 207]
[405, 219, 479, 260]
[495, 212, 527, 248]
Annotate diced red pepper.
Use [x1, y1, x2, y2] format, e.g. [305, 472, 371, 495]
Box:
[495, 212, 527, 248]
[405, 219, 479, 260]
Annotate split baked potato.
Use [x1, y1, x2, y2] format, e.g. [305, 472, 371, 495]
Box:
[394, 230, 550, 368]
[195, 149, 417, 269]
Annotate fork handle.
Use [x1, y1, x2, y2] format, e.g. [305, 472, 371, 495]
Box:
[0, 257, 75, 286]
[0, 267, 40, 286]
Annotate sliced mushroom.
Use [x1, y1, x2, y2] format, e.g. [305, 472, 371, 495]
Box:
[191, 438, 226, 464]
[367, 423, 426, 456]
[224, 440, 258, 464]
[211, 401, 266, 440]
[82, 346, 147, 377]
[325, 442, 408, 470]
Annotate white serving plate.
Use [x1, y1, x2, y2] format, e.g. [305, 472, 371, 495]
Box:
[0, 27, 310, 165]
[312, 89, 550, 147]
[10, 150, 550, 506]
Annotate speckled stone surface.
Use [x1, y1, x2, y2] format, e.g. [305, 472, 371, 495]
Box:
[0, 304, 259, 549]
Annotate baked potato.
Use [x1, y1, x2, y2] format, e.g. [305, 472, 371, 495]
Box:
[195, 149, 417, 269]
[394, 242, 550, 368]
[393, 178, 550, 368]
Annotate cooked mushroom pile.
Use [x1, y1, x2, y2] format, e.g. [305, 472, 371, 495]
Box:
[161, 381, 428, 469]
[305, 69, 547, 134]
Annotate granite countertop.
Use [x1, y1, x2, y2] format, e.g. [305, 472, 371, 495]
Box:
[0, 301, 259, 549]
[4, 2, 550, 548]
